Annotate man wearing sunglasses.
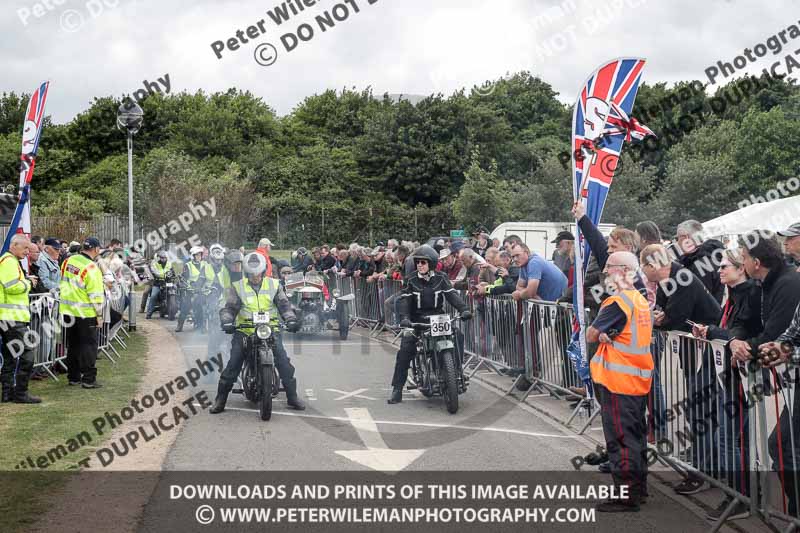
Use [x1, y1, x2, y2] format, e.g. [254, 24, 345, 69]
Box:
[388, 245, 472, 404]
[587, 251, 654, 512]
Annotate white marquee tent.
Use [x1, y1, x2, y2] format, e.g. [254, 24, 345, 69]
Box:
[702, 195, 800, 239]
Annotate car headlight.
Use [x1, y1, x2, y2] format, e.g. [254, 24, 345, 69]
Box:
[256, 325, 272, 339]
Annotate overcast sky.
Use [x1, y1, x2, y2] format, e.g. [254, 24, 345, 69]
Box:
[2, 0, 795, 124]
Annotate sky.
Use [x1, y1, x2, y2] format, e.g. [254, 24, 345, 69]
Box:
[2, 0, 796, 124]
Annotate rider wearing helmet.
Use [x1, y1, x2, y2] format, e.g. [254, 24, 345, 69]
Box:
[388, 245, 473, 404]
[145, 250, 172, 319]
[210, 253, 304, 414]
[222, 250, 243, 289]
[207, 244, 227, 292]
[176, 245, 214, 333]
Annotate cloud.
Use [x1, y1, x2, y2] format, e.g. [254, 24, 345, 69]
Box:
[1, 0, 791, 123]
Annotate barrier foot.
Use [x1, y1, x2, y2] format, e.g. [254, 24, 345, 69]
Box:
[100, 347, 117, 363]
[41, 364, 59, 381]
[120, 327, 131, 339]
[468, 358, 493, 379]
[56, 359, 68, 371]
[369, 322, 385, 337]
[505, 374, 524, 396]
[575, 398, 601, 435]
[109, 343, 123, 359]
[114, 336, 127, 349]
[519, 379, 537, 402]
[565, 397, 592, 427]
[462, 354, 476, 370]
[391, 330, 402, 345]
[708, 497, 745, 533]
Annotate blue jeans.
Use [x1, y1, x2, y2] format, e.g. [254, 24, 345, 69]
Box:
[146, 285, 161, 315]
[648, 334, 667, 438]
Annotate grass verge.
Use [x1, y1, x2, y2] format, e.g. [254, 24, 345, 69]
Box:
[0, 330, 148, 532]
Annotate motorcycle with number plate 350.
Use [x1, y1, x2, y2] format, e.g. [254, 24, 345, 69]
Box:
[230, 310, 281, 421]
[404, 314, 466, 414]
[284, 272, 354, 340]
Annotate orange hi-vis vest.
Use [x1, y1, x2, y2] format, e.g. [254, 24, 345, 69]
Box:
[590, 289, 654, 396]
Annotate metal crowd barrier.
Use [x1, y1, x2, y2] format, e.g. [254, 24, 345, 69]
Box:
[29, 293, 66, 378]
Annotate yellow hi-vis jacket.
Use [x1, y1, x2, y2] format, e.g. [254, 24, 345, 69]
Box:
[233, 276, 279, 333]
[185, 260, 214, 290]
[59, 253, 105, 318]
[150, 260, 172, 280]
[590, 289, 654, 396]
[0, 252, 30, 322]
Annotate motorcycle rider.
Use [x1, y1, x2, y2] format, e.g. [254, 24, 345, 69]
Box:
[389, 245, 472, 404]
[145, 250, 172, 319]
[210, 253, 305, 414]
[207, 244, 227, 294]
[176, 246, 213, 333]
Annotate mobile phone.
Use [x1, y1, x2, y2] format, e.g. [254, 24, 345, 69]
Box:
[685, 319, 697, 327]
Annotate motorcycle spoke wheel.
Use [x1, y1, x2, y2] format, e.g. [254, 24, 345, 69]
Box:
[260, 365, 273, 421]
[441, 350, 459, 414]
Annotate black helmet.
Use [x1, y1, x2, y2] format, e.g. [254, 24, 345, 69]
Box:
[411, 245, 438, 267]
[227, 251, 243, 263]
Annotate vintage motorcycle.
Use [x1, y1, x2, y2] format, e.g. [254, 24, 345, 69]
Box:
[284, 272, 354, 340]
[151, 269, 179, 320]
[403, 315, 467, 414]
[229, 312, 282, 421]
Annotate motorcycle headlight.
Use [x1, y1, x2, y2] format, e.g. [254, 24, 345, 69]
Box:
[256, 325, 272, 340]
[286, 290, 294, 297]
[333, 289, 340, 298]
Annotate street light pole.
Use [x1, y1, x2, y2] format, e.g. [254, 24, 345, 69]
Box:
[117, 101, 143, 333]
[127, 133, 135, 331]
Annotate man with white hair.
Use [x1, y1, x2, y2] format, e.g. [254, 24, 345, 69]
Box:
[675, 219, 725, 303]
[0, 234, 39, 403]
[587, 251, 653, 512]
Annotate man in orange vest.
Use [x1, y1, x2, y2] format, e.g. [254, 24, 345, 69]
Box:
[255, 238, 275, 279]
[587, 251, 653, 512]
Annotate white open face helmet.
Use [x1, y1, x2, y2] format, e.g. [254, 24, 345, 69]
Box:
[190, 246, 204, 257]
[243, 252, 267, 276]
[209, 243, 225, 260]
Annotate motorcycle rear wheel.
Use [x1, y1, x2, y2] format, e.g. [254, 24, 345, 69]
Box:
[260, 365, 273, 421]
[441, 350, 459, 414]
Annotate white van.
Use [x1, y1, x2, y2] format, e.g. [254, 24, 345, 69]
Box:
[491, 221, 616, 259]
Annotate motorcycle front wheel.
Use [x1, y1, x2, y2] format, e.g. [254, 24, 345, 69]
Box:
[260, 364, 273, 421]
[441, 350, 459, 414]
[338, 304, 349, 340]
[167, 294, 178, 321]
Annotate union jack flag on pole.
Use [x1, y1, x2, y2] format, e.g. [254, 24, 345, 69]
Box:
[570, 59, 649, 392]
[2, 81, 50, 254]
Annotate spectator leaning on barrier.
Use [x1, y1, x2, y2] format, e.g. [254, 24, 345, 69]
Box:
[510, 242, 567, 302]
[59, 237, 105, 389]
[36, 238, 61, 292]
[587, 251, 653, 512]
[371, 246, 386, 275]
[479, 247, 499, 286]
[691, 247, 761, 521]
[635, 221, 663, 308]
[477, 250, 520, 296]
[502, 235, 523, 253]
[732, 231, 800, 516]
[439, 247, 466, 282]
[676, 220, 725, 304]
[640, 243, 721, 496]
[454, 248, 481, 291]
[0, 235, 40, 404]
[778, 222, 800, 272]
[317, 245, 336, 272]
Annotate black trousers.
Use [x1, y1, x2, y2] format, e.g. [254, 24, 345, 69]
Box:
[392, 335, 417, 388]
[0, 321, 35, 396]
[596, 383, 649, 500]
[219, 330, 297, 395]
[769, 373, 800, 516]
[178, 291, 205, 328]
[65, 317, 98, 384]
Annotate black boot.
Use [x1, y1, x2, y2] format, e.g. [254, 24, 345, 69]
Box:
[387, 387, 403, 404]
[14, 391, 42, 404]
[209, 383, 230, 414]
[175, 320, 184, 333]
[285, 378, 305, 410]
[1, 386, 12, 403]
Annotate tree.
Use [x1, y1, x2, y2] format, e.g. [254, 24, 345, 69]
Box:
[453, 152, 509, 230]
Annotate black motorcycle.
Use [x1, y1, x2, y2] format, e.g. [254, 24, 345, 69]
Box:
[230, 313, 281, 421]
[403, 315, 466, 414]
[152, 270, 179, 320]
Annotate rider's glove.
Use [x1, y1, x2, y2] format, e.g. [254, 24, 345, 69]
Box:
[286, 319, 301, 333]
[222, 322, 236, 334]
[460, 311, 473, 321]
[399, 318, 413, 328]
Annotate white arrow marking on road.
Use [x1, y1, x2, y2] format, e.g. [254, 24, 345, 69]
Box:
[335, 408, 425, 472]
[326, 388, 376, 401]
[305, 389, 317, 400]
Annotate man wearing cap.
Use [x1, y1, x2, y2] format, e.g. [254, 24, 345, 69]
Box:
[292, 247, 313, 273]
[778, 223, 800, 271]
[552, 230, 575, 279]
[36, 238, 62, 292]
[474, 232, 491, 258]
[59, 237, 105, 389]
[256, 238, 280, 279]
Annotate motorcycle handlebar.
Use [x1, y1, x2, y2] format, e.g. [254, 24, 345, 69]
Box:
[401, 316, 462, 329]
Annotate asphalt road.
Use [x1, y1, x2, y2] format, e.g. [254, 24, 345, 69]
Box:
[135, 319, 719, 532]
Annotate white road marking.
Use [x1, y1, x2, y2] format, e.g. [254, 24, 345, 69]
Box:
[335, 408, 425, 472]
[325, 388, 376, 401]
[305, 388, 317, 400]
[223, 407, 579, 439]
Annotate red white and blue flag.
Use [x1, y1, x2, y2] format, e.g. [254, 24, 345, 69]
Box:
[2, 81, 50, 254]
[570, 59, 651, 389]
